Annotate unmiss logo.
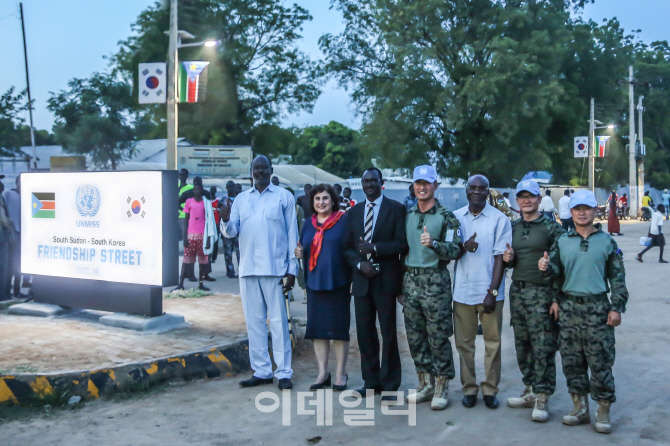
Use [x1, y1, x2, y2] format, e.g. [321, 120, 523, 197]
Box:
[75, 185, 101, 217]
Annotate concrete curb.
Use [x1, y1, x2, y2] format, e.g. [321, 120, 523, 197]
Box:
[0, 339, 251, 405]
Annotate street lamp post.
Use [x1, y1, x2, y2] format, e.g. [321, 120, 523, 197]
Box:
[587, 99, 613, 192]
[628, 66, 638, 218]
[165, 0, 219, 170]
[19, 3, 36, 171]
[166, 0, 179, 171]
[637, 96, 645, 214]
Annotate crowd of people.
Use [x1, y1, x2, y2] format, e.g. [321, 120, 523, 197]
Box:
[215, 155, 636, 435]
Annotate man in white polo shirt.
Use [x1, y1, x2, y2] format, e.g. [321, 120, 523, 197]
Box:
[453, 174, 512, 410]
[558, 189, 574, 231]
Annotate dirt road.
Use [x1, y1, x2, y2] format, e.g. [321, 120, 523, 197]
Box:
[4, 221, 670, 446]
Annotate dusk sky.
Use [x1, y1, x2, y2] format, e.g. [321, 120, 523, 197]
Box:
[1, 0, 668, 136]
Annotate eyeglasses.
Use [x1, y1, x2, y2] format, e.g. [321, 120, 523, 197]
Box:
[517, 195, 536, 201]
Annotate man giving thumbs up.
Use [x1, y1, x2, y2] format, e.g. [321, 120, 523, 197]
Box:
[503, 179, 564, 422]
[452, 174, 512, 410]
[401, 165, 462, 410]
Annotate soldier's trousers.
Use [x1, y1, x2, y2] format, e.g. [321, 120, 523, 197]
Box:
[402, 269, 455, 379]
[222, 236, 240, 276]
[560, 294, 616, 402]
[509, 282, 559, 395]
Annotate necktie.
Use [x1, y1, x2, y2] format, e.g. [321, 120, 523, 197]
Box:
[364, 202, 375, 260]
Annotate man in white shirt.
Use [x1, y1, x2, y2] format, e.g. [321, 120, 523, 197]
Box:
[453, 175, 512, 409]
[221, 156, 299, 390]
[558, 189, 573, 231]
[539, 190, 557, 221]
[637, 204, 667, 263]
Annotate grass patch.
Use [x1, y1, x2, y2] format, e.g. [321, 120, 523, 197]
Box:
[163, 289, 212, 299]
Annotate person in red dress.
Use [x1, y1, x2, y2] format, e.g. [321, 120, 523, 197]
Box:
[607, 191, 623, 236]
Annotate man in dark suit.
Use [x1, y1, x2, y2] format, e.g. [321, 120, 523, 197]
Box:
[342, 167, 408, 403]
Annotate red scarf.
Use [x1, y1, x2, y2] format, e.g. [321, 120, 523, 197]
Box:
[309, 211, 345, 271]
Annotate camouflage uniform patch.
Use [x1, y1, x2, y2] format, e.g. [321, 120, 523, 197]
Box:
[402, 269, 455, 378]
[509, 282, 559, 394]
[559, 296, 616, 402]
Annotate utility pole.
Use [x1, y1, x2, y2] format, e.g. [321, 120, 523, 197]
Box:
[638, 96, 645, 211]
[628, 66, 638, 218]
[20, 3, 36, 171]
[588, 98, 595, 192]
[166, 0, 178, 170]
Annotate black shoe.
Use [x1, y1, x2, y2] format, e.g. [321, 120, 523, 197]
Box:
[172, 286, 185, 292]
[617, 233, 624, 236]
[637, 254, 643, 263]
[188, 276, 198, 282]
[310, 373, 331, 390]
[381, 394, 398, 404]
[660, 259, 669, 264]
[483, 395, 499, 409]
[226, 273, 238, 279]
[333, 374, 348, 392]
[462, 395, 477, 408]
[203, 275, 216, 282]
[354, 387, 381, 398]
[477, 324, 483, 335]
[278, 378, 293, 390]
[198, 284, 210, 291]
[239, 376, 273, 387]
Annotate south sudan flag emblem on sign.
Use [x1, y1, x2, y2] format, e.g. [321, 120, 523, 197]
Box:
[32, 193, 55, 218]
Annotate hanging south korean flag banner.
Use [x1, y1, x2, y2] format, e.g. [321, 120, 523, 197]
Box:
[596, 136, 611, 158]
[179, 61, 210, 103]
[574, 136, 588, 158]
[138, 63, 167, 104]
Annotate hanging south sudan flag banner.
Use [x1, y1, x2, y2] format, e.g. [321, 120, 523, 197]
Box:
[179, 61, 209, 103]
[32, 192, 55, 218]
[595, 136, 611, 158]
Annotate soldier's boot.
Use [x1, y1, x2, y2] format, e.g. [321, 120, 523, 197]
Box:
[507, 386, 536, 408]
[562, 394, 590, 426]
[594, 400, 612, 434]
[406, 372, 434, 404]
[531, 393, 549, 422]
[430, 376, 449, 410]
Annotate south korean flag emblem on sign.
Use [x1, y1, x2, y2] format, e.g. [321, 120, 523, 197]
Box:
[138, 63, 167, 104]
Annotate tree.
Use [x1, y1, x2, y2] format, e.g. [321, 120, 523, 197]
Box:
[251, 123, 296, 162]
[320, 0, 638, 186]
[290, 121, 364, 178]
[635, 41, 670, 188]
[0, 87, 55, 157]
[112, 0, 322, 145]
[47, 72, 147, 170]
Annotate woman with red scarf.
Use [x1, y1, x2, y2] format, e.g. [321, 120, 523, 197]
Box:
[295, 184, 351, 391]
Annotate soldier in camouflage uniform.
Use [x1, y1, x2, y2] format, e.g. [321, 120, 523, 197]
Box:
[503, 179, 565, 422]
[539, 190, 628, 434]
[489, 188, 513, 220]
[402, 165, 462, 410]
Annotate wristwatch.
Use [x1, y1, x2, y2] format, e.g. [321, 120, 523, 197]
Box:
[489, 289, 499, 297]
[432, 240, 438, 249]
